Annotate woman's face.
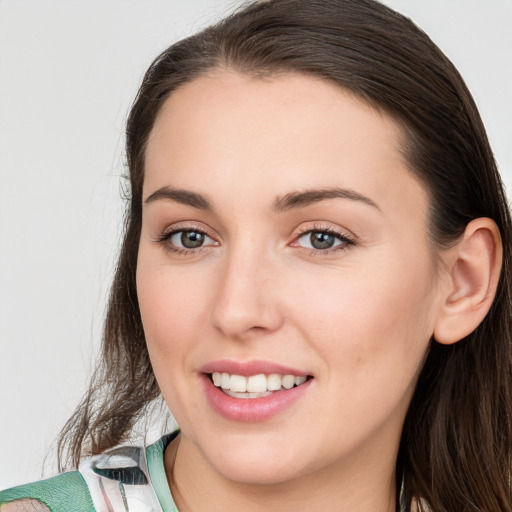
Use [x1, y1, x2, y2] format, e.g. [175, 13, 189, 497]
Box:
[137, 71, 445, 485]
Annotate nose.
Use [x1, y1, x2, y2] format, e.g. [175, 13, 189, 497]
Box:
[210, 244, 284, 340]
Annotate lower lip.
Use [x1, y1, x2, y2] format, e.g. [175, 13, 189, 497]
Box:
[201, 374, 313, 422]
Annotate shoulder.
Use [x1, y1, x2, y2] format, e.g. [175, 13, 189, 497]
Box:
[0, 471, 93, 512]
[0, 433, 178, 512]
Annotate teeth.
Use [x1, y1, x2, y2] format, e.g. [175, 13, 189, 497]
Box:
[229, 374, 247, 392]
[212, 372, 221, 386]
[267, 374, 282, 391]
[221, 372, 230, 389]
[224, 390, 273, 399]
[282, 375, 295, 389]
[247, 374, 267, 392]
[295, 376, 307, 386]
[211, 372, 309, 394]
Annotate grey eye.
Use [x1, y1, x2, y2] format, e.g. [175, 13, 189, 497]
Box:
[169, 230, 215, 249]
[310, 232, 336, 249]
[297, 231, 346, 250]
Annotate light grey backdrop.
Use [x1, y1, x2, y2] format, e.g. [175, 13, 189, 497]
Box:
[1, 0, 511, 488]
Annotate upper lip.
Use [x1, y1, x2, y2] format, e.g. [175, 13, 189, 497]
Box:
[199, 359, 312, 377]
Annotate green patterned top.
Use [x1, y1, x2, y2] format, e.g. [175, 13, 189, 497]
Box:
[0, 432, 180, 512]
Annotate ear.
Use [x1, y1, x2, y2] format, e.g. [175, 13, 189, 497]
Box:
[434, 218, 503, 345]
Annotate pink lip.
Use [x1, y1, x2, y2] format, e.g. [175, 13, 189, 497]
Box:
[199, 359, 311, 377]
[199, 360, 313, 423]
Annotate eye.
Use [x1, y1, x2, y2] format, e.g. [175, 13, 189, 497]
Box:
[294, 228, 355, 252]
[156, 227, 218, 253]
[170, 230, 211, 249]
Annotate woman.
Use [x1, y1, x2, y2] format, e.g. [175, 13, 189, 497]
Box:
[2, 0, 511, 510]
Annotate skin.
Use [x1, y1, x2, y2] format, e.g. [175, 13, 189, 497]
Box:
[1, 501, 49, 512]
[137, 71, 451, 512]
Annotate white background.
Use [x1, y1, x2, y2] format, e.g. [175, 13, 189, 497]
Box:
[1, 0, 511, 489]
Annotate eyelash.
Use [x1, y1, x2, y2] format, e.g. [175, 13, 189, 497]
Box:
[154, 224, 356, 256]
[293, 224, 356, 256]
[154, 224, 217, 255]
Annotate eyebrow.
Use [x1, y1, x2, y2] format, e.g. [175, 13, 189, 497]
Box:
[144, 185, 380, 212]
[271, 188, 380, 212]
[145, 186, 212, 210]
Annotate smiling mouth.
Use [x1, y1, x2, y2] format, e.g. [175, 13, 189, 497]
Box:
[209, 372, 313, 399]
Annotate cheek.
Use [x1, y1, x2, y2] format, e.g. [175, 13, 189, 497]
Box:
[287, 253, 436, 386]
[136, 256, 214, 373]
[136, 261, 205, 425]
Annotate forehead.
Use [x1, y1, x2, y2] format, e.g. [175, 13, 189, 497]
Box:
[144, 70, 427, 221]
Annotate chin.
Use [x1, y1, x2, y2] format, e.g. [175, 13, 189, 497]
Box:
[198, 432, 311, 486]
[213, 456, 305, 486]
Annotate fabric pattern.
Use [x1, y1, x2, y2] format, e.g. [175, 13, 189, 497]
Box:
[0, 432, 179, 512]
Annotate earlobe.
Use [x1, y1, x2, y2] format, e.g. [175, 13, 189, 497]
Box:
[434, 218, 503, 345]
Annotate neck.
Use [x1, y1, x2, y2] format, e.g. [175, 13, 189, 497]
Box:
[165, 434, 398, 512]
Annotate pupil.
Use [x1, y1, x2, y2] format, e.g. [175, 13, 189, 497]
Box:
[181, 231, 204, 248]
[310, 232, 334, 249]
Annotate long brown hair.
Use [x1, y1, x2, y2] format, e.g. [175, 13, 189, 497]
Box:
[58, 1, 512, 510]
